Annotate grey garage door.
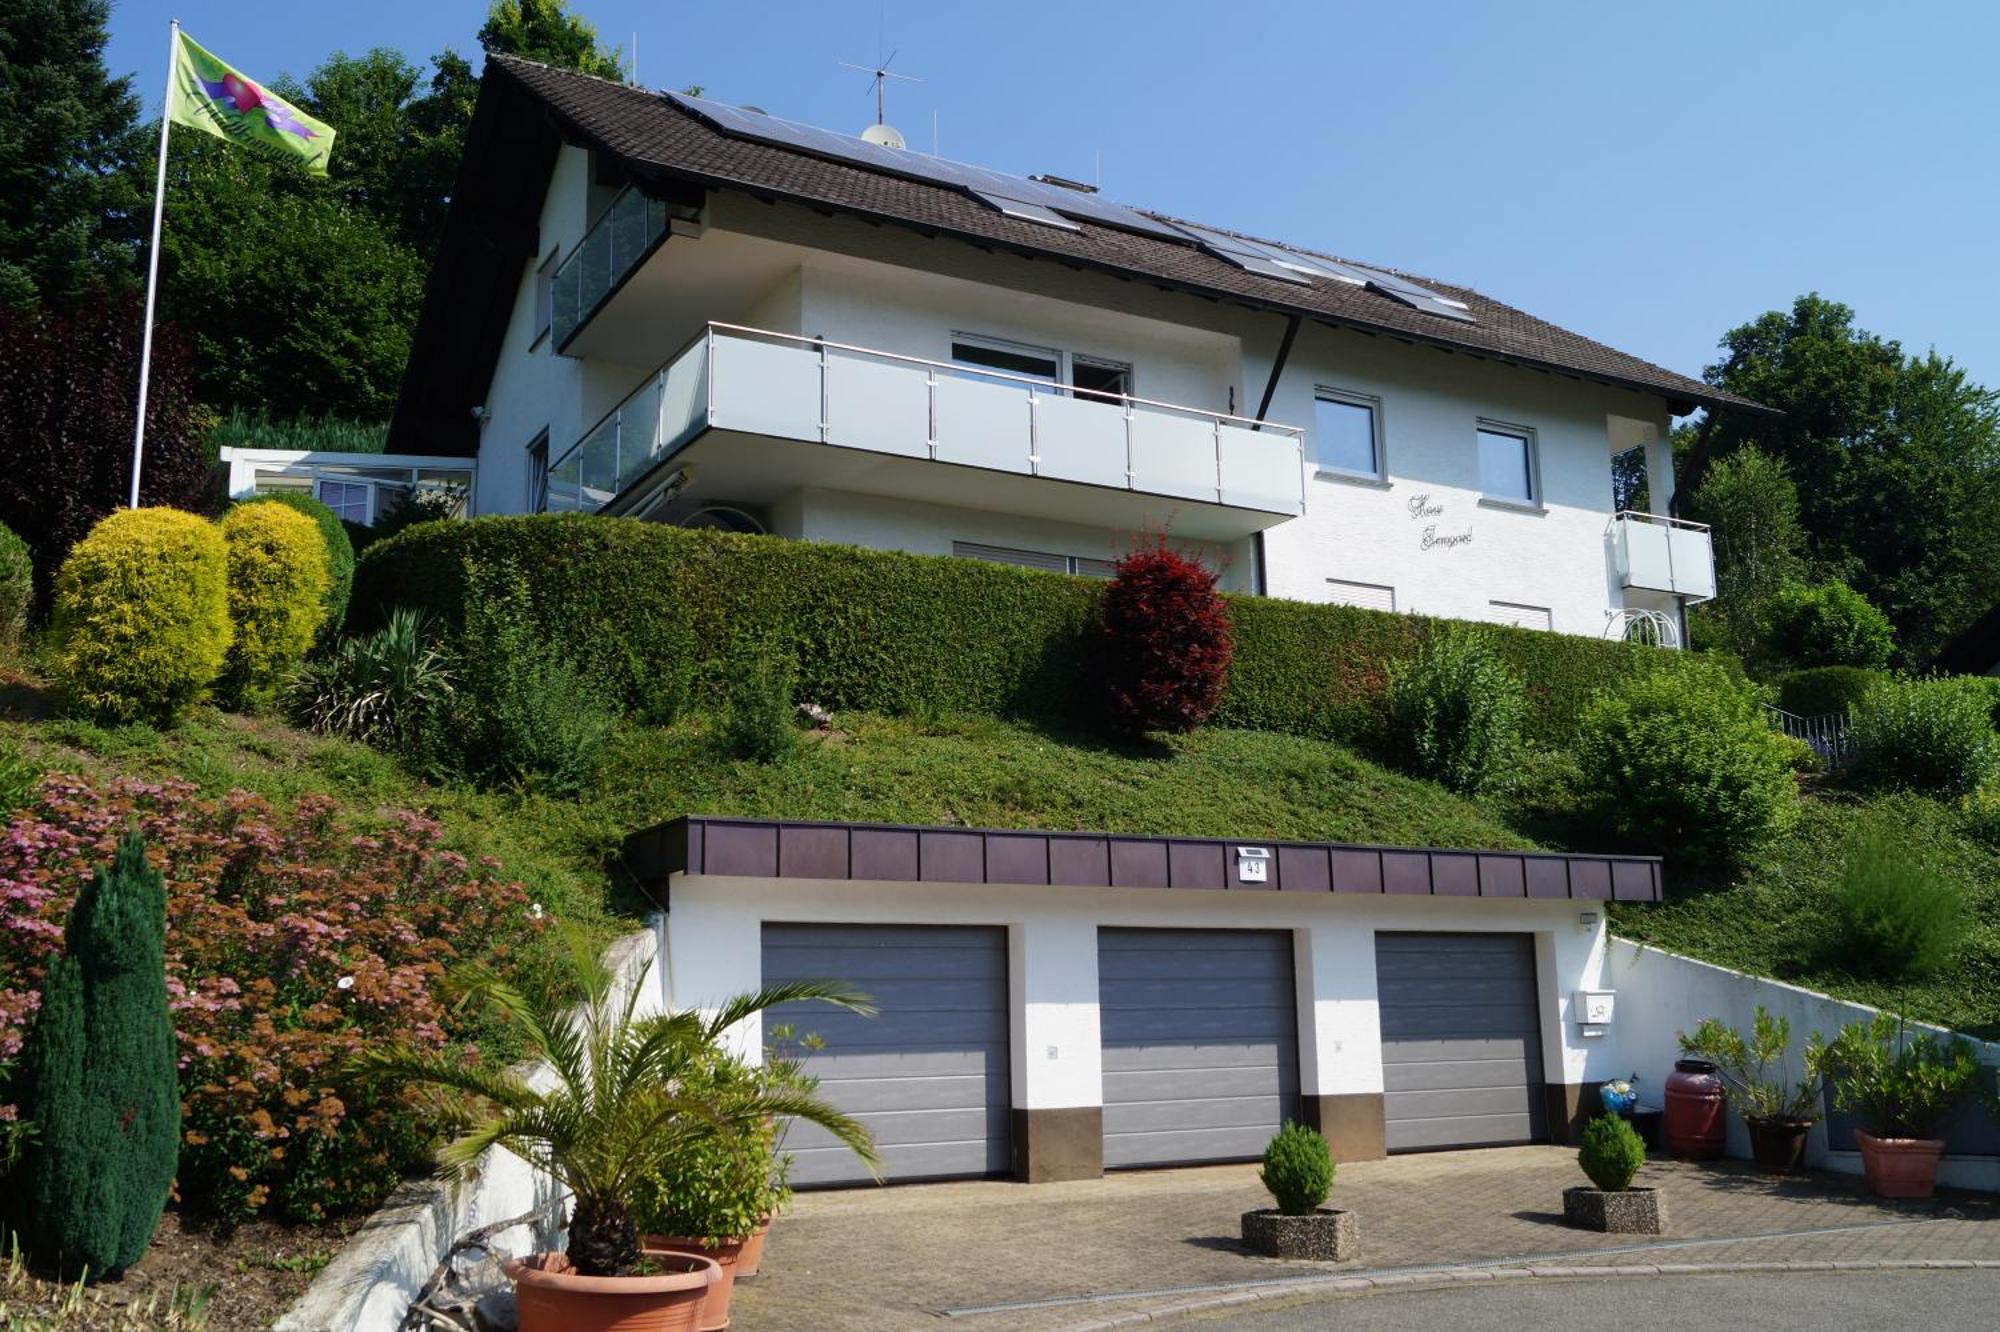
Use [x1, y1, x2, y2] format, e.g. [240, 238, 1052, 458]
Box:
[760, 924, 1011, 1186]
[1099, 928, 1300, 1168]
[1375, 932, 1547, 1152]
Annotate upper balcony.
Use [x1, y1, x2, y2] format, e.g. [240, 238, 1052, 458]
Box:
[550, 186, 672, 351]
[544, 324, 1306, 541]
[1609, 511, 1715, 601]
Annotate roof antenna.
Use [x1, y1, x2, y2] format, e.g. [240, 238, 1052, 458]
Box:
[630, 32, 638, 86]
[839, 50, 921, 148]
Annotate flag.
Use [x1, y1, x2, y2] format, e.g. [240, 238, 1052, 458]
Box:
[165, 31, 335, 174]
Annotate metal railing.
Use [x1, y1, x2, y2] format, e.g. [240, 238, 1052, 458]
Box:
[550, 186, 671, 348]
[1608, 510, 1716, 602]
[541, 322, 1307, 517]
[1762, 703, 1854, 768]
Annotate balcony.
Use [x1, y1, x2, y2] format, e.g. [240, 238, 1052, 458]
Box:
[550, 187, 671, 350]
[1609, 511, 1715, 601]
[544, 324, 1306, 540]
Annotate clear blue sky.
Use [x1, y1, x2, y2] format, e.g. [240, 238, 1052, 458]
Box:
[105, 1, 2000, 392]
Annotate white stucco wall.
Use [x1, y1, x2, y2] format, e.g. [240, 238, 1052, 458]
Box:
[658, 875, 1615, 1115]
[788, 487, 1251, 590]
[1608, 938, 2000, 1189]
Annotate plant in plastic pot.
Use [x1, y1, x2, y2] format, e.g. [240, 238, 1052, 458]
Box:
[348, 935, 879, 1332]
[1565, 1114, 1663, 1233]
[1241, 1122, 1354, 1260]
[1821, 1013, 1986, 1199]
[1678, 1007, 1830, 1172]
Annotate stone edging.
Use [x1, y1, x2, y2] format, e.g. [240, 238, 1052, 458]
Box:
[1055, 1258, 2000, 1329]
[274, 930, 657, 1332]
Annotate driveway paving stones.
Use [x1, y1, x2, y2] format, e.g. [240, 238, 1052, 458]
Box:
[726, 1146, 2000, 1331]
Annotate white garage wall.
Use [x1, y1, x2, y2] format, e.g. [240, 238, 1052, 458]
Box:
[1608, 938, 2000, 1190]
[658, 875, 1616, 1114]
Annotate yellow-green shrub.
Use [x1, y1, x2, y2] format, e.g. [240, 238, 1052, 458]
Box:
[219, 503, 330, 706]
[50, 508, 232, 724]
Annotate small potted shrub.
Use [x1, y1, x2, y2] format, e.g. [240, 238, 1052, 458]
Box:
[1564, 1114, 1663, 1234]
[1821, 1013, 1987, 1198]
[350, 940, 879, 1332]
[1679, 1007, 1829, 1172]
[1241, 1122, 1354, 1261]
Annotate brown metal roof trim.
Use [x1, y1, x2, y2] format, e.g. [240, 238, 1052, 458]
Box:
[622, 815, 1663, 906]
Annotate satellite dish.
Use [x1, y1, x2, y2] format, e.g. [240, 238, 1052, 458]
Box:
[860, 122, 906, 149]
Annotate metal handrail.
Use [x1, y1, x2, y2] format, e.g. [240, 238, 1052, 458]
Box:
[549, 321, 1308, 477]
[1608, 509, 1711, 532]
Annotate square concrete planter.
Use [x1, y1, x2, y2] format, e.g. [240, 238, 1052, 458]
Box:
[1562, 1185, 1664, 1234]
[1241, 1207, 1357, 1261]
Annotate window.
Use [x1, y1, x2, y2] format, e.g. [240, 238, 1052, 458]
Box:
[1325, 578, 1396, 612]
[1313, 391, 1383, 478]
[952, 336, 1059, 383]
[527, 431, 551, 513]
[953, 541, 1116, 578]
[1476, 422, 1538, 505]
[532, 247, 559, 347]
[1489, 600, 1552, 631]
[317, 479, 371, 525]
[951, 334, 1132, 400]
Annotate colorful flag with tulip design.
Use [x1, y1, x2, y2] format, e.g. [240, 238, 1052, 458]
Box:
[165, 31, 335, 174]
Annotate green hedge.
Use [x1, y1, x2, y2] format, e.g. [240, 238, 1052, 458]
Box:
[352, 515, 1684, 745]
[1776, 666, 1890, 719]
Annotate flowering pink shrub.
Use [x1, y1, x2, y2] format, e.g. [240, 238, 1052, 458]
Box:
[0, 773, 543, 1226]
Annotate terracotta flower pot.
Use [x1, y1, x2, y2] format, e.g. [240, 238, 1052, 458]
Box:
[1855, 1131, 1946, 1199]
[506, 1249, 717, 1332]
[1746, 1117, 1812, 1173]
[734, 1219, 770, 1280]
[645, 1235, 747, 1330]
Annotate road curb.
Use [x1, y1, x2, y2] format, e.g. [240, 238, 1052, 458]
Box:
[1055, 1257, 2000, 1329]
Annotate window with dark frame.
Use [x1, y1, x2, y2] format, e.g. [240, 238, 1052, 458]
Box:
[1611, 444, 1650, 513]
[532, 247, 559, 347]
[527, 431, 550, 513]
[1477, 424, 1537, 504]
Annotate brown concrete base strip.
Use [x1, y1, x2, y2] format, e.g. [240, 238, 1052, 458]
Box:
[1300, 1093, 1386, 1162]
[1014, 1106, 1105, 1182]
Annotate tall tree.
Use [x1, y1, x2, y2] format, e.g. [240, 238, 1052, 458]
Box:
[0, 0, 149, 308]
[1692, 294, 2000, 664]
[1683, 446, 1805, 658]
[479, 0, 626, 79]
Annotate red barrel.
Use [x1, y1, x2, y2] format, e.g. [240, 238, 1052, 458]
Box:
[1664, 1058, 1727, 1159]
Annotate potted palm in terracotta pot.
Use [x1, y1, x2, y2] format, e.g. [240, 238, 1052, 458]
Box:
[349, 942, 879, 1332]
[1821, 1012, 1986, 1199]
[1678, 1007, 1829, 1172]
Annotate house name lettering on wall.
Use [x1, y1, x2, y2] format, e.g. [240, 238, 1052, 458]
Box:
[1407, 493, 1472, 550]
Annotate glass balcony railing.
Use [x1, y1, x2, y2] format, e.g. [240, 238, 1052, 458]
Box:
[542, 324, 1308, 519]
[550, 186, 670, 348]
[1609, 510, 1715, 601]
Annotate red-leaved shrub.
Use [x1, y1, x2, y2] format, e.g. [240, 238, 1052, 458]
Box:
[0, 773, 544, 1227]
[1100, 536, 1232, 734]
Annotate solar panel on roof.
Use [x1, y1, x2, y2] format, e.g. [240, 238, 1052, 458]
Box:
[660, 91, 1187, 241]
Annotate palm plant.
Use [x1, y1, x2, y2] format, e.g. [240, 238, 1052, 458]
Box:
[289, 606, 454, 749]
[346, 935, 880, 1277]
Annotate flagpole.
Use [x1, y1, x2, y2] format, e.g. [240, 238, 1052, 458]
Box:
[129, 18, 178, 510]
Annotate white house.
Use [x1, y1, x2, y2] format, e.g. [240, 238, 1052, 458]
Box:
[381, 56, 1769, 648]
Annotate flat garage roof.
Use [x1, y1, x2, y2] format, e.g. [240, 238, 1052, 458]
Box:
[623, 816, 1663, 904]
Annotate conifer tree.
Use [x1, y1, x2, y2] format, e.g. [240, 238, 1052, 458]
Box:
[19, 831, 180, 1279]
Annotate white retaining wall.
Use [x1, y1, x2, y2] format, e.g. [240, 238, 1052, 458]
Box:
[1608, 937, 2000, 1190]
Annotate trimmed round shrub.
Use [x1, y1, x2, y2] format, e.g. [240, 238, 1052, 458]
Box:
[1259, 1121, 1333, 1216]
[724, 655, 800, 764]
[0, 520, 31, 651]
[1575, 660, 1799, 872]
[1830, 827, 1964, 980]
[1775, 665, 1889, 718]
[1385, 624, 1526, 794]
[1101, 535, 1232, 735]
[1759, 581, 1895, 669]
[242, 492, 355, 645]
[219, 503, 331, 707]
[1849, 676, 2000, 796]
[1578, 1113, 1645, 1191]
[49, 508, 232, 725]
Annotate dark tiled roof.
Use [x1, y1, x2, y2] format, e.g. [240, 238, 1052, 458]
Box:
[623, 814, 1665, 904]
[490, 55, 1769, 417]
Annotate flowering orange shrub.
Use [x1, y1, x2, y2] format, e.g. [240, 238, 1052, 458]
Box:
[0, 773, 543, 1226]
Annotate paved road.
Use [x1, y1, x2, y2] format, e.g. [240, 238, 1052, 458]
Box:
[1163, 1270, 2000, 1330]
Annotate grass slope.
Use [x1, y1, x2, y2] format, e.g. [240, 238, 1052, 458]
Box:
[1611, 790, 2000, 1039]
